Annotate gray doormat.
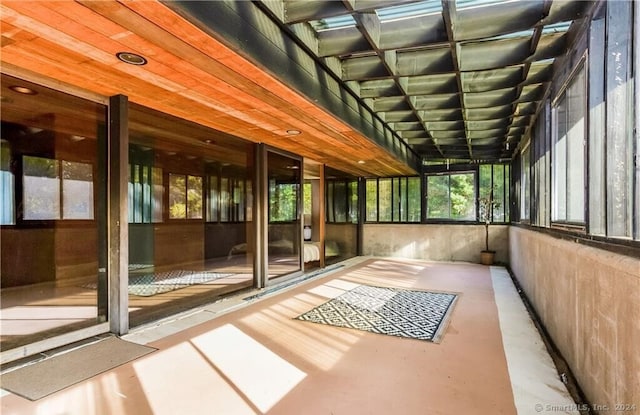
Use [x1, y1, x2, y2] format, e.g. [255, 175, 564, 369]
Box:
[0, 337, 156, 401]
[296, 285, 457, 342]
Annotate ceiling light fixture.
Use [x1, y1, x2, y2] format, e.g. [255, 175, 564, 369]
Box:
[357, 160, 366, 164]
[70, 135, 86, 142]
[116, 51, 147, 66]
[286, 129, 301, 136]
[9, 85, 37, 95]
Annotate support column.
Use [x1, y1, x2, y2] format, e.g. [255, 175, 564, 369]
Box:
[254, 144, 267, 288]
[108, 95, 129, 335]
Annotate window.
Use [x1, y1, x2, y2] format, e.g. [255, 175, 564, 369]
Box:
[209, 175, 248, 223]
[588, 6, 606, 235]
[479, 164, 510, 223]
[269, 181, 298, 222]
[366, 179, 378, 221]
[129, 164, 163, 223]
[303, 182, 312, 217]
[364, 177, 420, 222]
[604, 1, 634, 238]
[23, 156, 94, 220]
[531, 103, 550, 228]
[520, 143, 531, 221]
[377, 178, 392, 221]
[552, 62, 586, 224]
[1, 140, 14, 225]
[169, 173, 203, 219]
[426, 172, 475, 220]
[326, 179, 358, 223]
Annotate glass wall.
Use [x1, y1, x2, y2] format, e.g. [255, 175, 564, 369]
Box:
[325, 167, 359, 265]
[128, 104, 254, 326]
[552, 62, 586, 224]
[479, 164, 510, 222]
[267, 151, 301, 279]
[365, 176, 420, 222]
[425, 172, 476, 221]
[0, 74, 108, 350]
[514, 1, 639, 243]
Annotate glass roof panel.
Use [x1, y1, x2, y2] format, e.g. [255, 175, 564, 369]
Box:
[486, 29, 535, 41]
[456, 0, 520, 10]
[309, 15, 356, 32]
[376, 0, 442, 22]
[542, 21, 571, 34]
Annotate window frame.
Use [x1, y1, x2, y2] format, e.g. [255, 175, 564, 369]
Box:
[21, 154, 96, 222]
[424, 170, 477, 223]
[364, 176, 421, 223]
[167, 172, 204, 221]
[550, 56, 587, 229]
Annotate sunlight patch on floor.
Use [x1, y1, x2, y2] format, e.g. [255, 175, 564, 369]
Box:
[133, 342, 255, 415]
[238, 301, 362, 370]
[191, 324, 306, 413]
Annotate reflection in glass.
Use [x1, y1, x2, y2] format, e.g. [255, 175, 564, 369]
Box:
[128, 104, 254, 327]
[62, 161, 94, 219]
[325, 167, 359, 266]
[23, 156, 61, 220]
[427, 172, 476, 220]
[0, 74, 107, 351]
[267, 152, 301, 279]
[1, 140, 15, 225]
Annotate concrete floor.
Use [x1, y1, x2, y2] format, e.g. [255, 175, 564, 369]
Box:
[0, 258, 578, 415]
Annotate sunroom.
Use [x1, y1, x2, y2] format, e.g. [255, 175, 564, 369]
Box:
[0, 1, 638, 413]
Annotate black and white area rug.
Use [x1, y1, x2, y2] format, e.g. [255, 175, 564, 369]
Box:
[296, 285, 457, 342]
[83, 270, 233, 296]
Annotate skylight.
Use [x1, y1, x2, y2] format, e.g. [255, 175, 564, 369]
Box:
[486, 29, 535, 41]
[456, 0, 519, 10]
[376, 1, 442, 22]
[542, 21, 571, 34]
[309, 15, 356, 32]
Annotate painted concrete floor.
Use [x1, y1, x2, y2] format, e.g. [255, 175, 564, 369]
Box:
[0, 258, 578, 415]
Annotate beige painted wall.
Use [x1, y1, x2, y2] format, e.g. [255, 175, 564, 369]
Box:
[509, 226, 639, 411]
[363, 224, 509, 264]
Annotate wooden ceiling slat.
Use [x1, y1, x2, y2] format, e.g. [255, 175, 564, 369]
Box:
[1, 1, 415, 176]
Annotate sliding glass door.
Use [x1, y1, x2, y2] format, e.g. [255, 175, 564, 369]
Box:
[0, 74, 108, 351]
[266, 151, 302, 280]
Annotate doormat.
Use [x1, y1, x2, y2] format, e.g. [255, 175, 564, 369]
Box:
[83, 270, 234, 296]
[296, 285, 457, 342]
[0, 337, 156, 401]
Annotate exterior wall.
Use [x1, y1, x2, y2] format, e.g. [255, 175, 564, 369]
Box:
[509, 226, 639, 410]
[363, 224, 509, 264]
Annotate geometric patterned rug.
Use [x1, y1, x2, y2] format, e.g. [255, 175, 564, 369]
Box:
[82, 270, 233, 297]
[295, 284, 457, 342]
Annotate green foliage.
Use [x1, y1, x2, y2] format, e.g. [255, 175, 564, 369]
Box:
[427, 173, 475, 220]
[269, 182, 298, 222]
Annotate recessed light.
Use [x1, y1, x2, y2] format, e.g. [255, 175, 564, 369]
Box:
[116, 51, 147, 66]
[286, 129, 301, 136]
[357, 160, 366, 164]
[204, 139, 213, 144]
[9, 85, 37, 95]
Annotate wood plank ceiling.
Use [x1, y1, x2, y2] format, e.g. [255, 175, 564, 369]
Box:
[1, 1, 589, 174]
[0, 0, 416, 177]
